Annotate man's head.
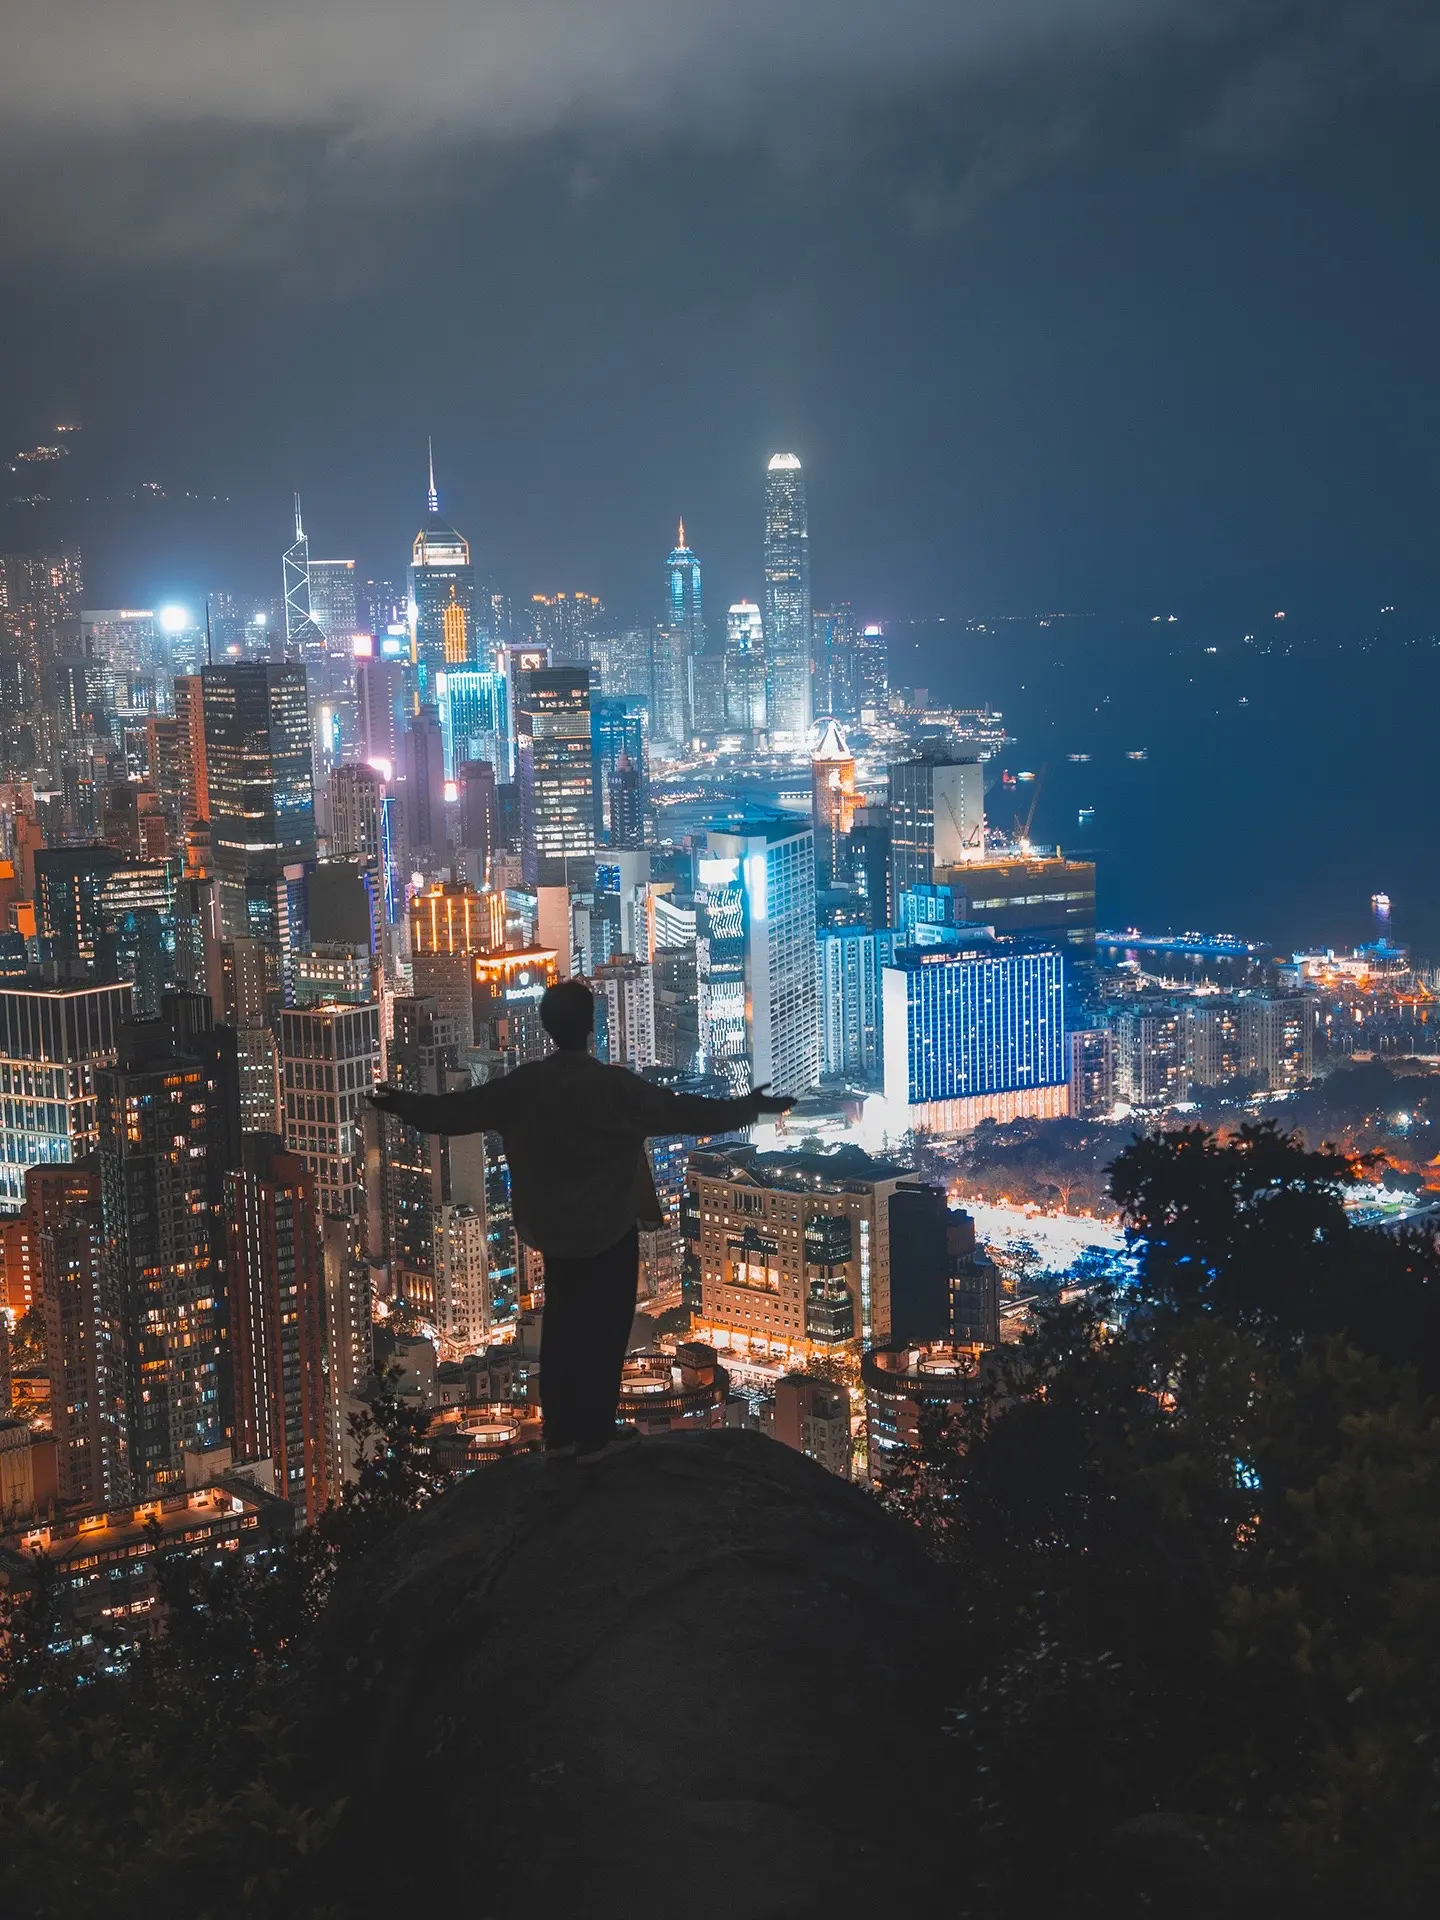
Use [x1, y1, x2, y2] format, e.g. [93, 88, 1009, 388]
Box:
[540, 978, 595, 1052]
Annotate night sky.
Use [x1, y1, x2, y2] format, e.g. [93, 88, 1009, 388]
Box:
[2, 2, 1439, 629]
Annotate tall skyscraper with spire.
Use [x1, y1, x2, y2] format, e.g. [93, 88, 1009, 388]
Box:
[664, 520, 719, 735]
[408, 442, 478, 697]
[283, 496, 326, 666]
[762, 453, 812, 749]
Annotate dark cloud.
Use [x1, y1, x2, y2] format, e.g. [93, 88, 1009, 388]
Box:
[1, 1, 1436, 261]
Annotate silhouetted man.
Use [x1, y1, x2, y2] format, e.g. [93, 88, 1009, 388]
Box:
[369, 978, 793, 1463]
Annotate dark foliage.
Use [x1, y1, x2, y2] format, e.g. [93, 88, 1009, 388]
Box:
[903, 1123, 1440, 1916]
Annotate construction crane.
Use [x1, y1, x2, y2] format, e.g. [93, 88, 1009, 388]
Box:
[1011, 764, 1046, 851]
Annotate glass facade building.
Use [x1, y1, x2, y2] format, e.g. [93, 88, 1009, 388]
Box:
[437, 665, 508, 779]
[591, 694, 649, 843]
[762, 453, 812, 747]
[408, 462, 478, 695]
[202, 662, 317, 939]
[699, 818, 820, 1097]
[515, 665, 595, 881]
[0, 982, 131, 1209]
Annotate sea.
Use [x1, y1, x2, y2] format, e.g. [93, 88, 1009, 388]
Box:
[894, 602, 1440, 963]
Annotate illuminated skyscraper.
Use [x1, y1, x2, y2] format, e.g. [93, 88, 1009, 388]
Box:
[887, 757, 986, 919]
[226, 1138, 334, 1524]
[96, 1020, 228, 1496]
[515, 665, 594, 881]
[279, 1002, 382, 1220]
[698, 818, 820, 1096]
[282, 497, 326, 666]
[882, 942, 1068, 1132]
[812, 603, 859, 725]
[724, 601, 766, 736]
[437, 663, 508, 777]
[527, 592, 603, 668]
[0, 981, 130, 1208]
[762, 453, 812, 747]
[202, 662, 317, 940]
[666, 522, 717, 732]
[307, 559, 358, 649]
[408, 444, 477, 694]
[591, 694, 649, 844]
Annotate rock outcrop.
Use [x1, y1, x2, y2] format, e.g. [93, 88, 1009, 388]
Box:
[297, 1429, 952, 1918]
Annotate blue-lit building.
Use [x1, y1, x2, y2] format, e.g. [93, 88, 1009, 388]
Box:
[817, 925, 897, 1085]
[591, 694, 649, 843]
[0, 981, 131, 1210]
[882, 941, 1068, 1133]
[437, 665, 508, 779]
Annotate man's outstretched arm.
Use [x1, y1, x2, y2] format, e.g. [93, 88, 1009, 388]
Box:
[369, 1077, 509, 1136]
[609, 1074, 793, 1139]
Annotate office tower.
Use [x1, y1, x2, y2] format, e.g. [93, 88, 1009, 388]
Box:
[279, 1002, 381, 1219]
[882, 941, 1068, 1132]
[848, 805, 890, 931]
[100, 780, 168, 862]
[96, 1021, 226, 1496]
[812, 603, 859, 726]
[1, 546, 83, 746]
[455, 760, 495, 876]
[80, 607, 158, 681]
[591, 694, 649, 844]
[226, 1137, 333, 1523]
[605, 627, 653, 701]
[698, 819, 820, 1097]
[724, 602, 766, 736]
[282, 496, 327, 665]
[886, 1182, 958, 1346]
[818, 925, 897, 1084]
[438, 664, 508, 778]
[811, 720, 858, 888]
[937, 854, 1097, 962]
[515, 665, 594, 881]
[29, 1164, 124, 1507]
[526, 592, 604, 668]
[591, 849, 654, 965]
[887, 757, 986, 918]
[356, 656, 407, 778]
[687, 1143, 908, 1362]
[404, 703, 447, 862]
[762, 453, 812, 747]
[359, 577, 404, 638]
[608, 755, 643, 848]
[666, 521, 719, 731]
[593, 957, 658, 1069]
[855, 622, 889, 720]
[408, 448, 478, 691]
[174, 671, 210, 823]
[774, 1374, 852, 1479]
[471, 948, 559, 1061]
[650, 624, 691, 753]
[202, 662, 316, 939]
[0, 980, 130, 1208]
[654, 944, 700, 1072]
[33, 844, 123, 969]
[329, 761, 385, 905]
[307, 559, 358, 650]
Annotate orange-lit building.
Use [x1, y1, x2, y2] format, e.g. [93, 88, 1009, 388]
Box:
[410, 881, 503, 957]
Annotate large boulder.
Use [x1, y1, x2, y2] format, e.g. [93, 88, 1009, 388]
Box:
[296, 1429, 952, 1917]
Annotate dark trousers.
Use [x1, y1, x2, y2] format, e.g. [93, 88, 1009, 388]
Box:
[540, 1226, 639, 1452]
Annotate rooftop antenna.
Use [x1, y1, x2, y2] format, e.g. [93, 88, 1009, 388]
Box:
[678, 516, 686, 548]
[427, 437, 438, 515]
[293, 491, 304, 541]
[205, 598, 213, 666]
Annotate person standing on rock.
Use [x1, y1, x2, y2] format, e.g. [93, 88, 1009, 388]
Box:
[369, 978, 793, 1464]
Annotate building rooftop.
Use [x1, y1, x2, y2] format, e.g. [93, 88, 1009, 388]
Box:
[692, 1142, 912, 1189]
